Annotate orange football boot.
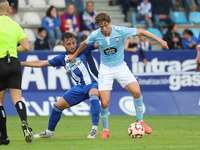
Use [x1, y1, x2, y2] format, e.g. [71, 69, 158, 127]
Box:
[101, 130, 109, 138]
[140, 121, 152, 134]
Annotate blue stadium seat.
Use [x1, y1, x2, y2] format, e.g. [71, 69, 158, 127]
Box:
[136, 20, 146, 24]
[171, 12, 191, 24]
[147, 28, 163, 41]
[188, 28, 200, 38]
[189, 12, 200, 24]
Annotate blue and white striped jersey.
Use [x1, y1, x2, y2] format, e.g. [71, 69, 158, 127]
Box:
[86, 25, 137, 67]
[48, 44, 98, 85]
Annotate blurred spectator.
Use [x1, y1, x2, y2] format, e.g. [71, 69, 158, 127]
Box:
[163, 23, 183, 50]
[60, 4, 80, 37]
[34, 27, 50, 50]
[7, 5, 20, 23]
[78, 1, 98, 43]
[182, 29, 198, 50]
[182, 0, 195, 18]
[42, 6, 62, 48]
[7, 0, 18, 12]
[124, 36, 148, 65]
[130, 0, 152, 28]
[119, 0, 138, 22]
[150, 0, 175, 29]
[138, 35, 152, 51]
[65, 0, 84, 15]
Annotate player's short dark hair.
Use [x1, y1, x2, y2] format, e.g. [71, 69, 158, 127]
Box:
[38, 27, 46, 33]
[95, 12, 111, 25]
[61, 32, 76, 41]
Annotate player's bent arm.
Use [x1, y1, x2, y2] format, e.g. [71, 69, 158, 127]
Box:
[68, 41, 89, 62]
[136, 29, 169, 49]
[17, 38, 30, 52]
[74, 41, 89, 57]
[21, 60, 51, 68]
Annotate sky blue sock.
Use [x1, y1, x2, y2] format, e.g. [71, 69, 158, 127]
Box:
[90, 94, 100, 126]
[48, 104, 62, 131]
[134, 96, 143, 122]
[100, 108, 109, 130]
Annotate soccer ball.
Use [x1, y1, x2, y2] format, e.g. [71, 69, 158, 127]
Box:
[128, 122, 145, 138]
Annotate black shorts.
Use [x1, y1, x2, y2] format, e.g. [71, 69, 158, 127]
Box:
[0, 57, 22, 91]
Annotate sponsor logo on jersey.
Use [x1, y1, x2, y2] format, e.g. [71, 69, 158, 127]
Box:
[104, 47, 117, 55]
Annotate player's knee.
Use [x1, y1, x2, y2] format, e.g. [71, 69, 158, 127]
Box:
[101, 100, 109, 109]
[133, 89, 141, 99]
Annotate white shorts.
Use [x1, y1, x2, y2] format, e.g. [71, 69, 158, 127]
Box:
[98, 62, 137, 91]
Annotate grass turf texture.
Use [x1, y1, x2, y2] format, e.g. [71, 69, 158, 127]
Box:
[1, 115, 200, 150]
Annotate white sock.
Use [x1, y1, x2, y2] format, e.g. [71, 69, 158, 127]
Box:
[92, 125, 98, 131]
[46, 129, 54, 134]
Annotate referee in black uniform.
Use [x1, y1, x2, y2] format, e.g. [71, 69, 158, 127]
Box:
[0, 0, 32, 145]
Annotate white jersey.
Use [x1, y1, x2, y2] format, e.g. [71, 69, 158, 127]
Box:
[86, 25, 137, 67]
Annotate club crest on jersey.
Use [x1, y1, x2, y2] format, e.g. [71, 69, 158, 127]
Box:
[65, 57, 82, 72]
[115, 37, 119, 43]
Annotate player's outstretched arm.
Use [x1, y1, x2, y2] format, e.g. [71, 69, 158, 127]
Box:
[17, 38, 30, 52]
[21, 60, 51, 68]
[68, 41, 89, 63]
[136, 29, 169, 50]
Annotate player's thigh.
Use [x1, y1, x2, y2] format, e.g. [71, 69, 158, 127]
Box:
[0, 90, 6, 106]
[9, 88, 22, 105]
[87, 83, 99, 97]
[62, 85, 88, 107]
[55, 97, 70, 110]
[99, 90, 111, 109]
[124, 82, 141, 98]
[98, 64, 114, 91]
[114, 62, 137, 88]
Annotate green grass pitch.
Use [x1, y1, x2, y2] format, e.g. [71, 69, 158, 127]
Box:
[1, 115, 200, 150]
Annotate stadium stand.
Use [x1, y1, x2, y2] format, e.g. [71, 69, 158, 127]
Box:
[53, 45, 66, 51]
[171, 12, 191, 24]
[49, 0, 65, 8]
[22, 12, 41, 25]
[16, 0, 200, 50]
[28, 0, 49, 8]
[189, 11, 200, 24]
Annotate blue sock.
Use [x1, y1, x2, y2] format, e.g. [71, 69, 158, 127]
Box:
[100, 108, 109, 130]
[134, 96, 143, 121]
[48, 104, 63, 131]
[90, 94, 100, 126]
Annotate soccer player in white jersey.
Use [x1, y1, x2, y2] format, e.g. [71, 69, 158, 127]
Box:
[68, 12, 169, 138]
[196, 33, 200, 72]
[21, 32, 101, 139]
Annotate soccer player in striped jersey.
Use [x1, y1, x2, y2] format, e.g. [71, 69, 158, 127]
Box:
[196, 33, 200, 72]
[21, 32, 100, 139]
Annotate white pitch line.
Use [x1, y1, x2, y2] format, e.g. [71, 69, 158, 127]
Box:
[70, 145, 198, 150]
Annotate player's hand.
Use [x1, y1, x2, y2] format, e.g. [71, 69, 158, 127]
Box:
[160, 40, 169, 50]
[195, 64, 200, 72]
[68, 54, 76, 63]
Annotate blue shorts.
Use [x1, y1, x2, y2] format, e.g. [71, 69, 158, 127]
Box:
[63, 83, 98, 106]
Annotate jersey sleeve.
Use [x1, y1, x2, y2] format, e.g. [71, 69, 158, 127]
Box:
[85, 31, 96, 45]
[48, 54, 64, 67]
[121, 26, 137, 39]
[78, 43, 96, 54]
[18, 25, 26, 41]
